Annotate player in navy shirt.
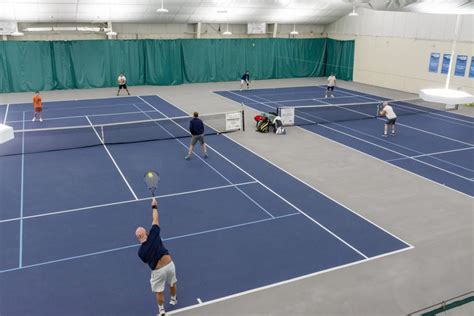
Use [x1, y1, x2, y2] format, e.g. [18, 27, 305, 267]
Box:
[185, 112, 208, 160]
[136, 198, 177, 316]
[240, 70, 250, 91]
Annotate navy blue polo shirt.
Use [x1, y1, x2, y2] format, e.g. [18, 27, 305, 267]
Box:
[241, 73, 250, 81]
[189, 118, 204, 136]
[138, 225, 169, 270]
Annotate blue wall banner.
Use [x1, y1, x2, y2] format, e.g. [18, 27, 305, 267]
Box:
[441, 54, 451, 74]
[454, 55, 468, 76]
[429, 53, 440, 73]
[469, 56, 474, 78]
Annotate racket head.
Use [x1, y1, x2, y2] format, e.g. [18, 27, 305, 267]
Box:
[376, 103, 383, 116]
[144, 171, 160, 196]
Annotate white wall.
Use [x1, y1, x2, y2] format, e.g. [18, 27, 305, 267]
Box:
[325, 9, 474, 95]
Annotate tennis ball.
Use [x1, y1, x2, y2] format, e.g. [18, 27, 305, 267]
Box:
[147, 172, 154, 178]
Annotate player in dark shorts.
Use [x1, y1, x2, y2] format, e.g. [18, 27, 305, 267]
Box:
[117, 73, 131, 96]
[379, 101, 397, 137]
[185, 112, 208, 160]
[240, 70, 250, 91]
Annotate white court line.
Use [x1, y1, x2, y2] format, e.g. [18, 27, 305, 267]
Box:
[159, 93, 379, 258]
[85, 116, 138, 200]
[387, 147, 474, 165]
[323, 86, 474, 125]
[225, 91, 471, 198]
[133, 100, 276, 219]
[0, 181, 257, 224]
[0, 212, 299, 274]
[7, 99, 142, 114]
[197, 298, 203, 304]
[3, 103, 9, 124]
[6, 109, 157, 124]
[19, 112, 25, 268]
[261, 95, 352, 103]
[167, 245, 414, 315]
[164, 213, 299, 242]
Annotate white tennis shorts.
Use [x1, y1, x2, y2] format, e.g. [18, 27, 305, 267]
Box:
[150, 261, 177, 293]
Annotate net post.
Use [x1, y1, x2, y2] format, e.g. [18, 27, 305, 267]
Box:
[241, 103, 245, 132]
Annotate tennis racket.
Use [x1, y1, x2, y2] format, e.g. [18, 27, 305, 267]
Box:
[144, 171, 160, 197]
[376, 103, 383, 117]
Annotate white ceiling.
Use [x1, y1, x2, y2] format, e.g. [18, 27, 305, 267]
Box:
[0, 0, 353, 24]
[0, 0, 472, 24]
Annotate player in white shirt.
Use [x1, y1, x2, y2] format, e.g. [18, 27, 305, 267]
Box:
[117, 73, 131, 96]
[379, 101, 397, 137]
[325, 73, 336, 98]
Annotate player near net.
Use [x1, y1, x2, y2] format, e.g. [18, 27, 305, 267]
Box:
[325, 73, 336, 98]
[379, 101, 397, 137]
[240, 70, 250, 91]
[185, 112, 208, 160]
[136, 198, 178, 316]
[117, 73, 131, 96]
[32, 91, 43, 122]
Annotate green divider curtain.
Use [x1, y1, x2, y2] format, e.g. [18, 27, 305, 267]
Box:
[144, 40, 183, 85]
[325, 38, 354, 81]
[0, 38, 354, 93]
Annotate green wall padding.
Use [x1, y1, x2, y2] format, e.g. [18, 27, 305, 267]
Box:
[325, 38, 355, 81]
[0, 38, 354, 93]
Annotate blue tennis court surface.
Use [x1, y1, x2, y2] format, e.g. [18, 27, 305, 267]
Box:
[0, 95, 411, 315]
[215, 86, 474, 197]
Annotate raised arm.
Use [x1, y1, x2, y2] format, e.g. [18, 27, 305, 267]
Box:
[152, 198, 159, 226]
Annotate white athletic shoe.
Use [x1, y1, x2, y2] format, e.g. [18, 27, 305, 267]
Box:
[331, 95, 335, 98]
[32, 118, 35, 122]
[39, 118, 43, 122]
[169, 297, 178, 306]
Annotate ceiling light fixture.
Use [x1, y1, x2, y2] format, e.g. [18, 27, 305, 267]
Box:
[11, 31, 24, 36]
[290, 23, 298, 35]
[157, 0, 168, 13]
[223, 23, 231, 35]
[348, 3, 358, 16]
[24, 27, 53, 32]
[77, 27, 100, 32]
[106, 31, 117, 36]
[53, 27, 77, 31]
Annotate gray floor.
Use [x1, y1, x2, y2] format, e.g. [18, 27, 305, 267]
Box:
[1, 78, 472, 316]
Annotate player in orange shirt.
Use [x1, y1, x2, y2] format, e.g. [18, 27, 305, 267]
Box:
[32, 91, 43, 122]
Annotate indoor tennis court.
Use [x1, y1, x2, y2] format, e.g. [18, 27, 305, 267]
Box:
[0, 1, 473, 316]
[216, 85, 474, 196]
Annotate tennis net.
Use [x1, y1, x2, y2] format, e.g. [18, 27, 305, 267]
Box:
[277, 98, 451, 126]
[0, 110, 244, 156]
